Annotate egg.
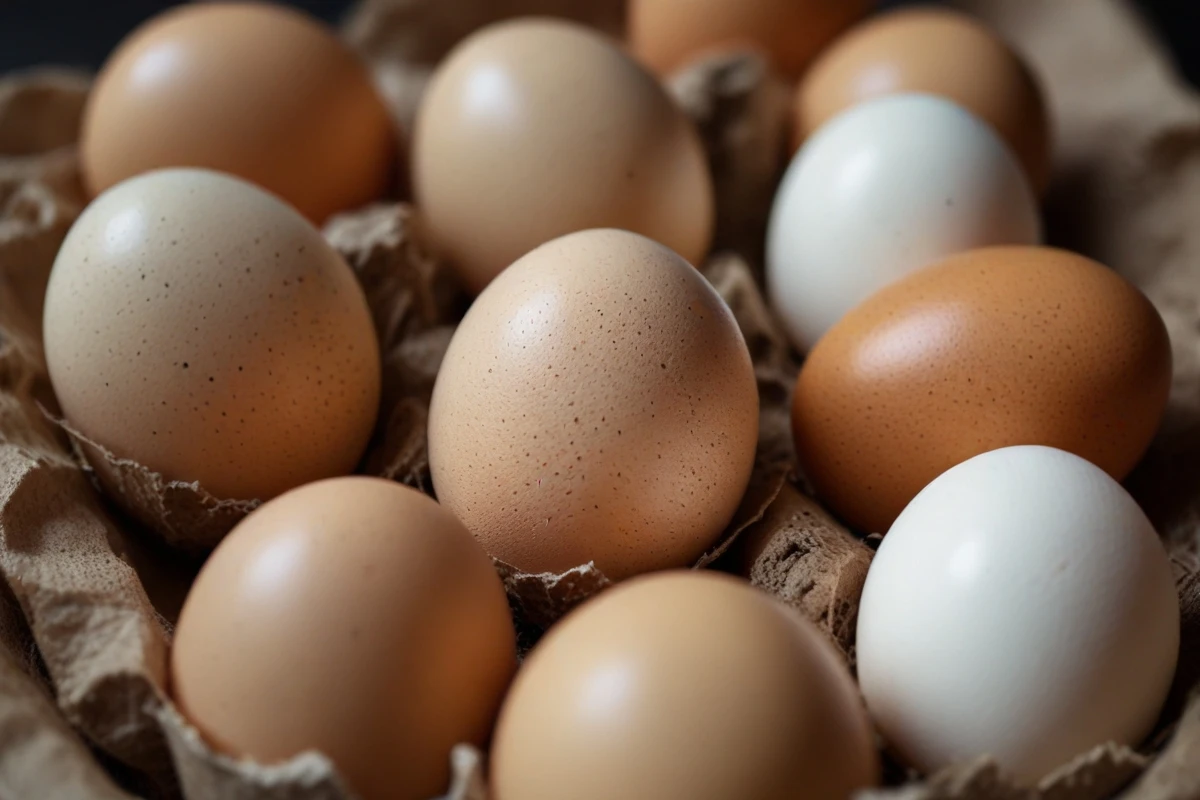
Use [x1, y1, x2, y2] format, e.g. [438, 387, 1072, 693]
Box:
[796, 7, 1051, 193]
[81, 3, 394, 223]
[171, 477, 517, 800]
[628, 0, 869, 78]
[857, 446, 1179, 783]
[491, 571, 879, 800]
[766, 93, 1040, 352]
[412, 18, 713, 294]
[792, 246, 1172, 534]
[427, 229, 758, 580]
[44, 168, 380, 503]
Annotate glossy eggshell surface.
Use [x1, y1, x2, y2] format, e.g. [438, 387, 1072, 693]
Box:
[491, 571, 879, 800]
[628, 0, 869, 78]
[857, 446, 1179, 783]
[43, 168, 381, 502]
[170, 477, 517, 800]
[81, 3, 395, 223]
[792, 246, 1172, 534]
[796, 7, 1051, 193]
[427, 229, 758, 580]
[412, 18, 713, 294]
[766, 93, 1041, 352]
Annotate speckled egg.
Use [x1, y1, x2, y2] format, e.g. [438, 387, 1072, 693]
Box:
[792, 246, 1172, 534]
[44, 168, 381, 503]
[427, 229, 758, 580]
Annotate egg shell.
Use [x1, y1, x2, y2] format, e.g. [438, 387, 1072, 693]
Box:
[628, 0, 869, 78]
[491, 570, 879, 800]
[43, 168, 381, 502]
[766, 93, 1041, 352]
[81, 2, 395, 223]
[856, 445, 1179, 783]
[412, 18, 713, 294]
[795, 7, 1052, 193]
[170, 477, 517, 800]
[792, 246, 1172, 535]
[427, 229, 758, 580]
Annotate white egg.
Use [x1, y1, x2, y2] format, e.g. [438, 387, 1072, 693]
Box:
[765, 93, 1041, 352]
[856, 445, 1178, 785]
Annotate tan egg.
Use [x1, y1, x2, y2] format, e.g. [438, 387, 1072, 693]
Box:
[171, 477, 517, 800]
[427, 229, 758, 580]
[43, 168, 380, 502]
[795, 7, 1051, 193]
[792, 246, 1172, 534]
[81, 2, 395, 223]
[628, 0, 869, 78]
[412, 18, 713, 294]
[491, 571, 880, 800]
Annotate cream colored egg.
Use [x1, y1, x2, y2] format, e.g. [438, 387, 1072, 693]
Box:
[427, 229, 758, 580]
[43, 168, 380, 503]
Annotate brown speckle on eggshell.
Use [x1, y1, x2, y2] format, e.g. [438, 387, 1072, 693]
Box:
[428, 228, 758, 581]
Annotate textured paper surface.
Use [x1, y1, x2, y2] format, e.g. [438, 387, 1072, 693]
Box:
[0, 1, 1199, 798]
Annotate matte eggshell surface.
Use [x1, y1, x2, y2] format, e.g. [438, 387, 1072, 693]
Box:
[171, 477, 517, 800]
[43, 168, 381, 502]
[795, 7, 1051, 193]
[766, 93, 1041, 352]
[628, 0, 869, 78]
[492, 571, 879, 800]
[427, 229, 758, 580]
[412, 18, 713, 294]
[792, 246, 1172, 534]
[81, 3, 395, 223]
[857, 446, 1179, 783]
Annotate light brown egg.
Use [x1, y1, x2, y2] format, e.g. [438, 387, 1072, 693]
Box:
[491, 571, 880, 800]
[427, 229, 758, 580]
[795, 7, 1051, 193]
[81, 2, 395, 223]
[171, 477, 517, 800]
[628, 0, 869, 78]
[43, 168, 380, 502]
[412, 18, 713, 294]
[792, 246, 1172, 534]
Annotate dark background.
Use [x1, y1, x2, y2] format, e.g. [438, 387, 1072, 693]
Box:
[0, 1, 1198, 86]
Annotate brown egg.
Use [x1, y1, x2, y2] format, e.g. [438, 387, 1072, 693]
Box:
[171, 477, 517, 800]
[795, 7, 1051, 193]
[43, 168, 380, 502]
[81, 3, 395, 223]
[412, 18, 713, 294]
[793, 246, 1172, 534]
[427, 229, 758, 580]
[491, 571, 880, 800]
[629, 0, 869, 78]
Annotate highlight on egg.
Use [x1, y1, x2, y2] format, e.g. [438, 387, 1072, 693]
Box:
[766, 93, 1041, 353]
[427, 228, 758, 580]
[857, 446, 1179, 784]
[412, 17, 714, 294]
[491, 571, 880, 800]
[791, 245, 1172, 535]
